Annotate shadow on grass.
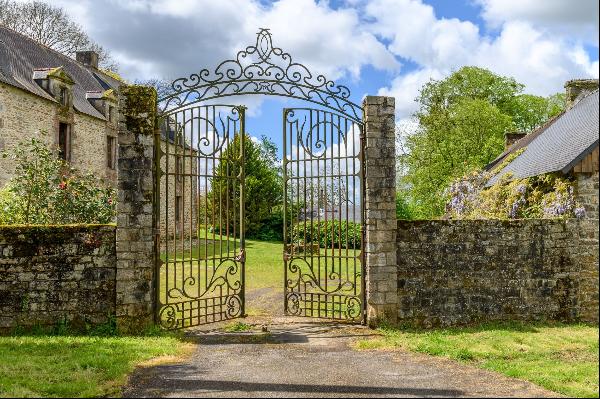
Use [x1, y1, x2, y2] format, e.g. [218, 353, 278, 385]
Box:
[5, 317, 191, 341]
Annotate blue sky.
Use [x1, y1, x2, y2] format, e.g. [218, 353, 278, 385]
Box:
[48, 0, 599, 155]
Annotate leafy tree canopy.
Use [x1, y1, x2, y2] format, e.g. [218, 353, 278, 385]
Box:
[210, 134, 283, 240]
[0, 0, 118, 71]
[399, 66, 565, 218]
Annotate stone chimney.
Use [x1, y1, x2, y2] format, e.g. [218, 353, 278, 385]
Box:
[564, 79, 599, 109]
[505, 132, 526, 150]
[76, 51, 99, 69]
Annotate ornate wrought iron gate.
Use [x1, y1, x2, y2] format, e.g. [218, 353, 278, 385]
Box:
[155, 105, 246, 329]
[283, 108, 365, 323]
[153, 28, 368, 328]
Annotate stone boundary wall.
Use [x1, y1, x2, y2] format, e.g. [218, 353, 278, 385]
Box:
[0, 225, 116, 332]
[397, 219, 599, 328]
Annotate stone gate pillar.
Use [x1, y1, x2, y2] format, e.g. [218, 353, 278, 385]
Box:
[363, 96, 398, 326]
[115, 85, 157, 332]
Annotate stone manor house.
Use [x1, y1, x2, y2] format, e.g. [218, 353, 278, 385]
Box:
[0, 25, 121, 186]
[0, 26, 196, 236]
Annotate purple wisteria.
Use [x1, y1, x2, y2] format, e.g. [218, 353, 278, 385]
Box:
[445, 170, 586, 220]
[445, 173, 483, 216]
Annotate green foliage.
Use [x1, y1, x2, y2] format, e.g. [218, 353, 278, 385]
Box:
[210, 134, 283, 239]
[399, 66, 566, 219]
[507, 93, 565, 132]
[0, 136, 116, 225]
[291, 220, 361, 249]
[445, 168, 586, 220]
[396, 191, 417, 220]
[256, 207, 284, 241]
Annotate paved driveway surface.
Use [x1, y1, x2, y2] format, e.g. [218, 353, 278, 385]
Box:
[124, 320, 559, 398]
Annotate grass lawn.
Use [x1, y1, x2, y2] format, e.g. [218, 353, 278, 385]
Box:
[245, 238, 283, 290]
[355, 322, 599, 398]
[160, 232, 360, 294]
[0, 332, 193, 398]
[0, 236, 285, 398]
[159, 235, 284, 301]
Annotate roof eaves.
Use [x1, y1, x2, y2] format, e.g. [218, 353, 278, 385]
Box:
[561, 139, 599, 174]
[0, 26, 117, 121]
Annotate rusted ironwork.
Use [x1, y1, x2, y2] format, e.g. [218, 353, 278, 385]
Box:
[155, 105, 246, 329]
[154, 29, 366, 329]
[283, 108, 365, 323]
[157, 28, 363, 123]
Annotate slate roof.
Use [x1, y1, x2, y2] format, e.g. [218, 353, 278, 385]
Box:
[0, 25, 122, 120]
[487, 90, 599, 186]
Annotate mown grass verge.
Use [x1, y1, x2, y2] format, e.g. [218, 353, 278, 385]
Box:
[0, 323, 193, 398]
[354, 322, 599, 398]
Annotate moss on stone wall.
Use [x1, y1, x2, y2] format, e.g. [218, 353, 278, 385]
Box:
[0, 224, 117, 333]
[397, 218, 599, 327]
[121, 85, 157, 137]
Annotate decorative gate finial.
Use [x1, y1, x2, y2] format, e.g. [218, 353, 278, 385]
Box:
[159, 28, 363, 122]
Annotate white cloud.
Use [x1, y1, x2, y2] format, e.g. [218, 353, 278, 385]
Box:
[57, 0, 397, 84]
[472, 21, 597, 95]
[475, 0, 599, 45]
[260, 0, 398, 80]
[34, 0, 599, 122]
[368, 0, 599, 120]
[378, 68, 444, 119]
[366, 0, 480, 69]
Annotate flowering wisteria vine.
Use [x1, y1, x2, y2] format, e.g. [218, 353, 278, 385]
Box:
[445, 169, 586, 220]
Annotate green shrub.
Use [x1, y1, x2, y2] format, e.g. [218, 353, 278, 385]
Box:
[290, 220, 362, 249]
[255, 208, 284, 241]
[0, 136, 116, 225]
[396, 191, 418, 220]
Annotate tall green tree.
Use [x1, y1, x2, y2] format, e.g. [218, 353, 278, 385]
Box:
[399, 66, 565, 218]
[209, 134, 283, 239]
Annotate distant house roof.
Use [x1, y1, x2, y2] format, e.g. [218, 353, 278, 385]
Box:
[486, 90, 599, 186]
[299, 205, 362, 223]
[0, 25, 122, 120]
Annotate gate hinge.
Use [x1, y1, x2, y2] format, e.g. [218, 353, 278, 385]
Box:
[235, 249, 246, 262]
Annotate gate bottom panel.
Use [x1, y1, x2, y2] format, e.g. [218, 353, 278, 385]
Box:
[158, 294, 243, 329]
[285, 292, 362, 323]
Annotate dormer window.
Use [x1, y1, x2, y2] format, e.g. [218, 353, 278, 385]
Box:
[32, 67, 74, 107]
[86, 89, 117, 122]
